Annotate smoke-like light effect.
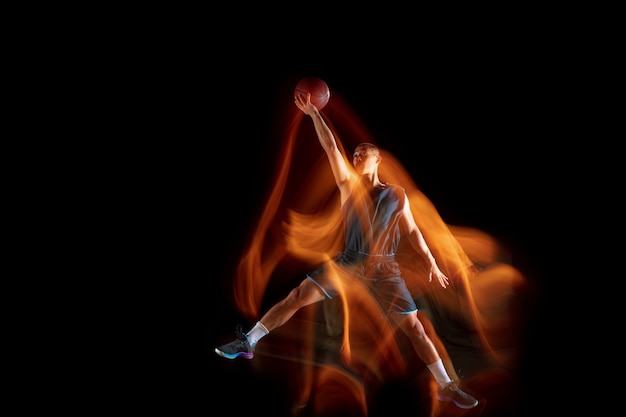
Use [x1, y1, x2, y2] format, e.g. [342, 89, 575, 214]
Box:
[229, 87, 534, 416]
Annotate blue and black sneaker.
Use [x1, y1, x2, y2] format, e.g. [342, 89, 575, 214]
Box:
[214, 324, 254, 359]
[437, 381, 478, 409]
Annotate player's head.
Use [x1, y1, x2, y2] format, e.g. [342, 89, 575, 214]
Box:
[353, 143, 381, 174]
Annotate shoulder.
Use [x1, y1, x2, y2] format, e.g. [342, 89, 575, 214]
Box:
[383, 183, 406, 196]
[380, 184, 408, 209]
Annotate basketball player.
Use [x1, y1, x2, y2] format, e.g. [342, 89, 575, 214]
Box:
[214, 92, 478, 410]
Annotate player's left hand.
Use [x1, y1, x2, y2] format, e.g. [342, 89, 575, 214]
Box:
[430, 266, 450, 289]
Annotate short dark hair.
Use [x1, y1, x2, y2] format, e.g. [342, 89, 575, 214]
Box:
[355, 142, 379, 156]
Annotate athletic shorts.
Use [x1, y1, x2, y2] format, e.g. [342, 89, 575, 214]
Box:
[306, 250, 418, 315]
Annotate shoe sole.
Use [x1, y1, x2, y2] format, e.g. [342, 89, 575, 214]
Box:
[437, 394, 478, 409]
[214, 348, 254, 360]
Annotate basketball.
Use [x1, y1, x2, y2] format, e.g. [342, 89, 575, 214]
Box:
[294, 77, 330, 110]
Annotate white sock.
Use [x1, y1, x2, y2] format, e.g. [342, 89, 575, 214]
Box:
[246, 321, 269, 347]
[426, 359, 453, 388]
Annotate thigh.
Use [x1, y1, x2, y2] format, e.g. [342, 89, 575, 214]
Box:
[393, 311, 426, 335]
[297, 276, 330, 305]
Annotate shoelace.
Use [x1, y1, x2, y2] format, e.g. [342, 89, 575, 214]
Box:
[234, 324, 249, 343]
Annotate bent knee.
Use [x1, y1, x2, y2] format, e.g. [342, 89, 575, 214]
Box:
[286, 282, 324, 305]
[398, 314, 426, 335]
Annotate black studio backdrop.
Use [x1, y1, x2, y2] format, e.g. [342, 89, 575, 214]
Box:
[123, 47, 559, 416]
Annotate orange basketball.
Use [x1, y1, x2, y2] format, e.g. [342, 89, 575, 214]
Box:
[294, 77, 330, 110]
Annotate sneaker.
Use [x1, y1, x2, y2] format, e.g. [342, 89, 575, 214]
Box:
[214, 324, 254, 359]
[437, 381, 478, 409]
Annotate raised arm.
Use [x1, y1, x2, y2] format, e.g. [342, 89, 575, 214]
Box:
[400, 194, 450, 288]
[294, 93, 353, 200]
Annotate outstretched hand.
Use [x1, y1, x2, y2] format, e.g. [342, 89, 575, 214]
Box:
[430, 266, 450, 289]
[294, 92, 319, 116]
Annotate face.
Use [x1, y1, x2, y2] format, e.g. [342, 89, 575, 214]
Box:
[352, 145, 379, 174]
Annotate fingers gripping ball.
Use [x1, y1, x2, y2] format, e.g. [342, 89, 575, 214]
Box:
[294, 77, 330, 110]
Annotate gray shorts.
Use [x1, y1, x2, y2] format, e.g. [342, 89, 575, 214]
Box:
[306, 250, 418, 315]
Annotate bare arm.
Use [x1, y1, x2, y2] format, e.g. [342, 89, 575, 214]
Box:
[294, 93, 353, 201]
[401, 195, 450, 288]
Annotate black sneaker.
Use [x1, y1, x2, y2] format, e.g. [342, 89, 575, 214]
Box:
[214, 324, 254, 359]
[437, 381, 478, 409]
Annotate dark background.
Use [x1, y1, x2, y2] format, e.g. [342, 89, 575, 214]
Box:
[116, 31, 573, 416]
